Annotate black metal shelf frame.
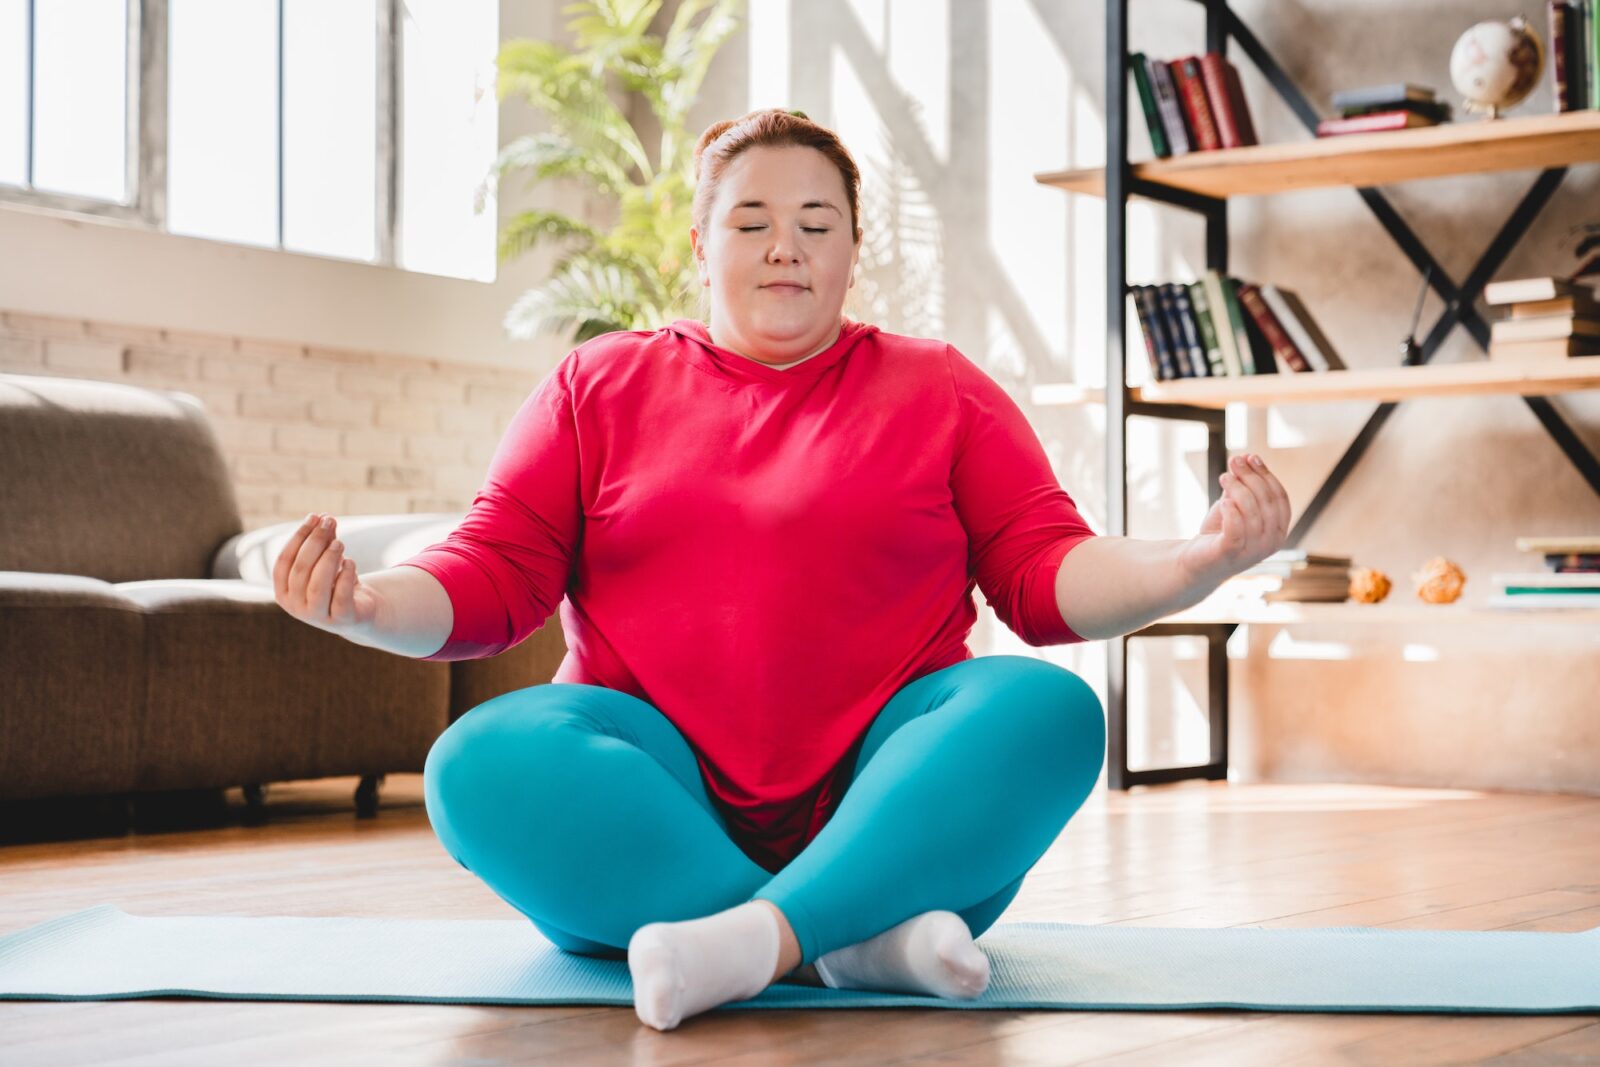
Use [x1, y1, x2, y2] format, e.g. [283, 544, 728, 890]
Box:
[1102, 0, 1600, 790]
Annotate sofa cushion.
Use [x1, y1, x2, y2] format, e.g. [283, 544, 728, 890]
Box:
[0, 374, 242, 582]
[0, 572, 144, 800]
[114, 579, 451, 790]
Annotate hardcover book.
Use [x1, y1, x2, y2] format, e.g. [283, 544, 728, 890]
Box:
[1148, 58, 1193, 156]
[1171, 56, 1222, 150]
[1130, 53, 1170, 158]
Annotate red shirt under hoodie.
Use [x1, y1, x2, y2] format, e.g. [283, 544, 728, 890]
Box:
[396, 317, 1098, 872]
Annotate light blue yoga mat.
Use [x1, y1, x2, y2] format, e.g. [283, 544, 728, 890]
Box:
[1, 905, 1595, 1013]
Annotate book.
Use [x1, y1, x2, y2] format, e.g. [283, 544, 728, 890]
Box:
[1130, 53, 1170, 158]
[1571, 0, 1589, 110]
[1260, 285, 1345, 372]
[1169, 284, 1214, 377]
[1198, 53, 1258, 149]
[1171, 56, 1222, 151]
[1220, 57, 1259, 145]
[1490, 315, 1600, 343]
[1148, 58, 1192, 156]
[1202, 270, 1244, 376]
[1485, 592, 1600, 609]
[1132, 286, 1178, 381]
[1341, 98, 1454, 122]
[1186, 281, 1226, 376]
[1329, 83, 1434, 110]
[1484, 276, 1587, 303]
[1517, 535, 1600, 553]
[1552, 0, 1573, 112]
[1592, 0, 1600, 110]
[1219, 276, 1257, 374]
[1506, 293, 1600, 318]
[1154, 284, 1199, 377]
[1237, 282, 1313, 371]
[1489, 336, 1600, 360]
[1239, 298, 1279, 373]
[1317, 110, 1439, 136]
[1490, 571, 1600, 590]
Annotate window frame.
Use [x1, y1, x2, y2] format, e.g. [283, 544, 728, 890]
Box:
[1, 0, 402, 268]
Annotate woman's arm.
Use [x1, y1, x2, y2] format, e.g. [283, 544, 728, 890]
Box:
[342, 565, 455, 659]
[1055, 453, 1291, 640]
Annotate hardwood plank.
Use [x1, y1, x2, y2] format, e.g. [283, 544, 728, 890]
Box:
[2, 777, 1596, 1066]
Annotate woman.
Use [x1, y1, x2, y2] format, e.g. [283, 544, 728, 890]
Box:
[273, 108, 1290, 1032]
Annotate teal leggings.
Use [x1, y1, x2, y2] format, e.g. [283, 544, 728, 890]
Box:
[422, 654, 1105, 968]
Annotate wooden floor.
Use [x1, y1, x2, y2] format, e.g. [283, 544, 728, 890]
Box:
[1, 775, 1597, 1066]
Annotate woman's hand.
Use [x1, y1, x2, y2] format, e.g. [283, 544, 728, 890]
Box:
[273, 512, 381, 638]
[1176, 453, 1290, 589]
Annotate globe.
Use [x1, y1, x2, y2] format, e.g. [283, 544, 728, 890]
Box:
[1449, 17, 1544, 118]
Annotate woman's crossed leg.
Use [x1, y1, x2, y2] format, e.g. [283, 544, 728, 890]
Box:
[422, 654, 1105, 1029]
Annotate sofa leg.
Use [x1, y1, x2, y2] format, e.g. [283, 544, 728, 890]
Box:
[241, 783, 268, 826]
[355, 774, 384, 819]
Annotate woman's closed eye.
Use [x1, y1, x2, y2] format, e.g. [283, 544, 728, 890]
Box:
[738, 226, 829, 233]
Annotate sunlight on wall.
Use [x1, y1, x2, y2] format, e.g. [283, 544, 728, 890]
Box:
[1402, 644, 1441, 662]
[1129, 635, 1212, 769]
[987, 0, 1068, 361]
[1267, 631, 1354, 660]
[745, 0, 790, 110]
[888, 0, 949, 164]
[398, 0, 497, 282]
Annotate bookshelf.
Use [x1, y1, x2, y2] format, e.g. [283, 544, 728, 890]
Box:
[1035, 110, 1600, 199]
[1032, 358, 1600, 408]
[1041, 0, 1600, 791]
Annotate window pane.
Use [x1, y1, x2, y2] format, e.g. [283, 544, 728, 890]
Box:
[399, 0, 497, 281]
[32, 0, 126, 200]
[283, 0, 376, 262]
[0, 0, 26, 187]
[167, 0, 277, 247]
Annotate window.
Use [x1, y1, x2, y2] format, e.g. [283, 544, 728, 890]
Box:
[0, 0, 497, 281]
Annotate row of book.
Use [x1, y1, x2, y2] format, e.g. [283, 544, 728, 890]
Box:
[1485, 276, 1600, 361]
[1130, 271, 1346, 382]
[1220, 550, 1353, 604]
[1485, 535, 1600, 610]
[1130, 51, 1259, 158]
[1551, 0, 1600, 112]
[1316, 83, 1453, 138]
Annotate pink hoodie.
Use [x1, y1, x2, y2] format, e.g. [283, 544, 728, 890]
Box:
[397, 317, 1097, 871]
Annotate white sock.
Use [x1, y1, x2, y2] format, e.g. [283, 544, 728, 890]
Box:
[627, 900, 780, 1032]
[812, 910, 990, 999]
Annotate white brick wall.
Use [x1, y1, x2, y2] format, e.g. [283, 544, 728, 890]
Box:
[1, 308, 545, 532]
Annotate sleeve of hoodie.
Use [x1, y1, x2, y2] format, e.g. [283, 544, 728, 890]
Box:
[946, 343, 1099, 646]
[394, 352, 582, 660]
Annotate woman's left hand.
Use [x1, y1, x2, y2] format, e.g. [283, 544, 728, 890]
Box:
[1176, 452, 1291, 589]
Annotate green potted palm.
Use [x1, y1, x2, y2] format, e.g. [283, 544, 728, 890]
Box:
[490, 0, 744, 343]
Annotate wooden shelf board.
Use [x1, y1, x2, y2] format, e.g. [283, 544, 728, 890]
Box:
[1035, 110, 1600, 199]
[1149, 598, 1600, 627]
[1030, 358, 1600, 409]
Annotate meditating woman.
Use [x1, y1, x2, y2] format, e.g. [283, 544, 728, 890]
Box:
[272, 108, 1290, 1032]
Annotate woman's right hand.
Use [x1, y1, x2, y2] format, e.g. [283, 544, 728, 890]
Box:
[273, 513, 381, 638]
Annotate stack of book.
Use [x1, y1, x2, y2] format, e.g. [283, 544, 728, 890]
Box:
[1317, 84, 1453, 137]
[1129, 271, 1346, 382]
[1485, 535, 1600, 610]
[1484, 276, 1600, 361]
[1550, 0, 1600, 112]
[1218, 550, 1354, 604]
[1130, 51, 1259, 158]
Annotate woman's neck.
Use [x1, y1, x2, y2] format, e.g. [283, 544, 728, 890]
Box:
[706, 319, 842, 369]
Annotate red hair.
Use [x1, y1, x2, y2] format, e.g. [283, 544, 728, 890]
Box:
[691, 108, 863, 244]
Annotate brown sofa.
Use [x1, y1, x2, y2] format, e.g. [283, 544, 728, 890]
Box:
[0, 372, 564, 824]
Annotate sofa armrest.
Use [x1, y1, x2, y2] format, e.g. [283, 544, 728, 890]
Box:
[211, 512, 467, 586]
